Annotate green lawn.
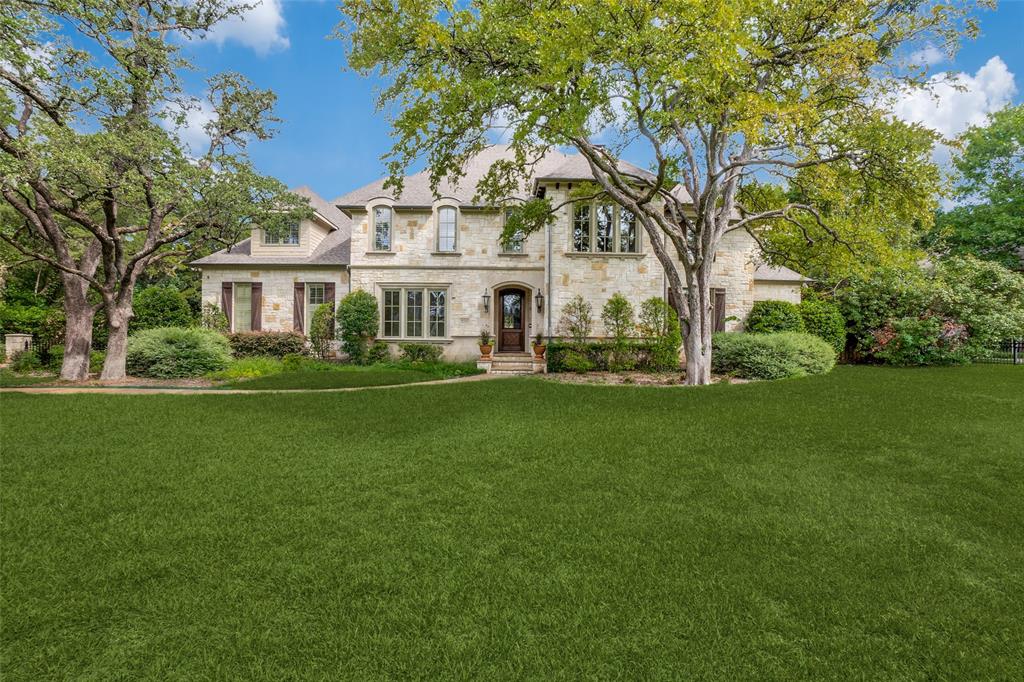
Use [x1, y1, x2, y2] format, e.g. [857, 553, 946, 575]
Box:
[2, 365, 1022, 679]
[222, 366, 447, 390]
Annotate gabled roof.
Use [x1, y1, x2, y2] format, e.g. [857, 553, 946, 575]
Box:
[333, 144, 658, 211]
[291, 185, 348, 230]
[754, 263, 809, 282]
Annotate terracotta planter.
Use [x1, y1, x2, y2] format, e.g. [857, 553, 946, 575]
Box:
[479, 343, 493, 358]
[532, 344, 547, 359]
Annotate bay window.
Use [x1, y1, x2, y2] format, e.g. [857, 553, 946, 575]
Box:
[381, 286, 448, 339]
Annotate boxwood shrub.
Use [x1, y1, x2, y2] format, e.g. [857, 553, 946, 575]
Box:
[712, 332, 835, 380]
[746, 300, 805, 334]
[398, 342, 443, 363]
[547, 340, 676, 373]
[228, 331, 306, 358]
[126, 327, 232, 378]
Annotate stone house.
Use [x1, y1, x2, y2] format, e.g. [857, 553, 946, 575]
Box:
[192, 146, 804, 365]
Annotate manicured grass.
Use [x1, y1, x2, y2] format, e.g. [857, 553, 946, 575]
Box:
[0, 370, 56, 387]
[2, 365, 1022, 678]
[223, 366, 446, 390]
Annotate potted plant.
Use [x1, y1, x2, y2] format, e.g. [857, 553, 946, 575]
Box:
[532, 332, 546, 359]
[478, 329, 493, 358]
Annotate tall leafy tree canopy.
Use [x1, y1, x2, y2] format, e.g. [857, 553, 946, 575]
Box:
[0, 0, 309, 379]
[338, 0, 967, 383]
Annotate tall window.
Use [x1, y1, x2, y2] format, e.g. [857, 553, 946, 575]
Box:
[373, 206, 392, 251]
[306, 283, 325, 332]
[264, 222, 300, 245]
[572, 204, 591, 252]
[572, 201, 639, 254]
[381, 287, 448, 339]
[437, 207, 457, 252]
[501, 207, 525, 253]
[233, 283, 252, 332]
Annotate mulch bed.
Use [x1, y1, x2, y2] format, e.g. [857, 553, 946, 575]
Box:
[541, 371, 750, 386]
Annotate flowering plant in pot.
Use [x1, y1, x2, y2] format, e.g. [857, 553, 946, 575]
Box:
[532, 332, 546, 359]
[478, 329, 493, 357]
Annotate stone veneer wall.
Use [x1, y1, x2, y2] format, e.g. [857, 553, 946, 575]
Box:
[752, 281, 803, 304]
[200, 266, 348, 333]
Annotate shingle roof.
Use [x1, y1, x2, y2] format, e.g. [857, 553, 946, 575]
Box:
[333, 144, 657, 210]
[754, 263, 808, 282]
[291, 185, 348, 230]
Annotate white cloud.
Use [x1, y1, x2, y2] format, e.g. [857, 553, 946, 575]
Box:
[909, 44, 945, 68]
[160, 99, 215, 155]
[204, 0, 289, 55]
[891, 56, 1017, 140]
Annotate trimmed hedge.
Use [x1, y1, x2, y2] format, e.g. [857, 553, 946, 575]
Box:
[228, 331, 306, 358]
[127, 327, 232, 378]
[547, 340, 678, 373]
[712, 332, 835, 380]
[398, 342, 443, 363]
[798, 299, 846, 354]
[746, 300, 805, 334]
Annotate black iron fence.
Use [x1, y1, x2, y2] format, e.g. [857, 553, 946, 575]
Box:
[974, 338, 1024, 365]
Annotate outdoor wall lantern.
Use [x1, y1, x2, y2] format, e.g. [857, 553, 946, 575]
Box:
[482, 290, 491, 312]
[536, 290, 545, 312]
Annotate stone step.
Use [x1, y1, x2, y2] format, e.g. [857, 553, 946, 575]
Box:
[490, 361, 535, 369]
[489, 368, 538, 375]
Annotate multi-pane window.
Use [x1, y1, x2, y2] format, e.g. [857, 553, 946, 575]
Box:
[572, 204, 591, 252]
[381, 287, 448, 339]
[233, 283, 252, 332]
[264, 222, 300, 245]
[437, 207, 457, 252]
[373, 206, 392, 251]
[306, 283, 325, 332]
[501, 207, 525, 253]
[383, 289, 401, 337]
[571, 201, 640, 253]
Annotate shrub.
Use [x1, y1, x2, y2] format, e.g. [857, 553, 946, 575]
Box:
[933, 256, 1024, 353]
[712, 332, 836, 380]
[126, 327, 232, 378]
[336, 290, 379, 364]
[746, 300, 805, 334]
[547, 340, 667, 373]
[366, 340, 391, 364]
[558, 295, 593, 342]
[90, 350, 104, 373]
[562, 350, 595, 373]
[228, 331, 306, 358]
[200, 303, 229, 333]
[601, 293, 635, 341]
[638, 297, 682, 370]
[871, 316, 968, 366]
[9, 349, 41, 373]
[282, 353, 310, 372]
[798, 299, 846, 354]
[837, 268, 934, 358]
[46, 345, 64, 372]
[309, 303, 336, 359]
[398, 342, 443, 363]
[208, 356, 284, 380]
[132, 286, 194, 331]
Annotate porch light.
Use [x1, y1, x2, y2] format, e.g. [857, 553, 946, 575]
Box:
[482, 290, 491, 312]
[536, 290, 544, 312]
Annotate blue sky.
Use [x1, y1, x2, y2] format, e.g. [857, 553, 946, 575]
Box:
[175, 1, 1024, 200]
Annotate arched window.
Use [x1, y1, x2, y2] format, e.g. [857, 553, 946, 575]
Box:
[372, 206, 392, 251]
[437, 206, 457, 252]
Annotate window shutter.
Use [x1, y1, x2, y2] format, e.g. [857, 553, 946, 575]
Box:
[293, 283, 305, 333]
[324, 282, 336, 310]
[251, 282, 263, 332]
[713, 289, 727, 332]
[221, 282, 233, 330]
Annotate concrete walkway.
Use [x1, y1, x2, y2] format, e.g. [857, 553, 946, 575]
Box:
[0, 372, 506, 395]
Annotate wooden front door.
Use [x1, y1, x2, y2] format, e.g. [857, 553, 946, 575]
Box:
[498, 288, 525, 352]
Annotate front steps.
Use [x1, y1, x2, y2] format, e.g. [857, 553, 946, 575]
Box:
[478, 353, 546, 375]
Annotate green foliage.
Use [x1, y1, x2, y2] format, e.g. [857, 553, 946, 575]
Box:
[398, 342, 443, 364]
[638, 297, 682, 370]
[561, 350, 595, 374]
[131, 286, 194, 332]
[746, 300, 805, 334]
[798, 299, 846, 354]
[933, 256, 1024, 352]
[201, 303, 230, 333]
[558, 295, 593, 342]
[309, 304, 336, 360]
[126, 327, 232, 378]
[228, 332, 306, 359]
[336, 290, 379, 364]
[366, 341, 391, 364]
[207, 356, 284, 381]
[0, 303, 64, 344]
[870, 316, 966, 367]
[925, 105, 1023, 268]
[546, 340, 675, 374]
[712, 332, 836, 380]
[282, 353, 310, 372]
[9, 349, 42, 373]
[600, 293, 635, 341]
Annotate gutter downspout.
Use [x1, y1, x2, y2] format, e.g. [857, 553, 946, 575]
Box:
[546, 203, 553, 338]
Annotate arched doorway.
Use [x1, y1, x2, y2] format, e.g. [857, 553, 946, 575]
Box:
[496, 287, 526, 352]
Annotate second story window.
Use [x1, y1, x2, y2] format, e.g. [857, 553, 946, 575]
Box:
[373, 206, 392, 251]
[264, 222, 300, 245]
[572, 201, 640, 254]
[501, 207, 525, 253]
[437, 206, 457, 252]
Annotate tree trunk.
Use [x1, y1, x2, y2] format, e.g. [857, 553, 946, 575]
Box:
[100, 299, 133, 380]
[60, 274, 95, 381]
[682, 270, 714, 386]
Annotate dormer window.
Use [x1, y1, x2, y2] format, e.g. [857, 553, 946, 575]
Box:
[437, 206, 457, 252]
[264, 222, 300, 245]
[373, 206, 392, 251]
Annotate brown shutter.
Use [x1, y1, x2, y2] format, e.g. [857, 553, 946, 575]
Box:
[293, 282, 305, 333]
[251, 282, 262, 332]
[221, 282, 233, 330]
[713, 289, 727, 332]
